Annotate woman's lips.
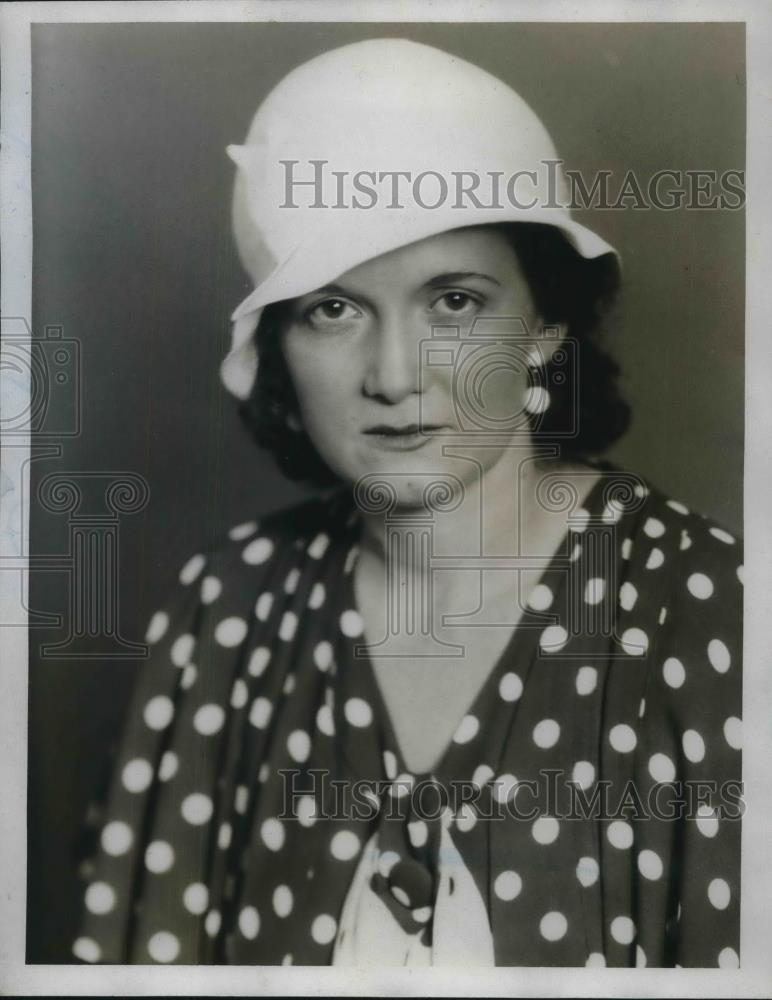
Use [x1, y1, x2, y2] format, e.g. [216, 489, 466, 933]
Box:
[363, 423, 446, 451]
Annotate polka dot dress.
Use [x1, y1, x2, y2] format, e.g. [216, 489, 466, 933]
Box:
[72, 469, 742, 967]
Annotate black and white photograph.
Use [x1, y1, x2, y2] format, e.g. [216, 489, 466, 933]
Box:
[1, 1, 770, 996]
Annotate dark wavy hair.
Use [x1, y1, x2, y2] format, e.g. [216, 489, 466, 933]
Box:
[238, 223, 630, 488]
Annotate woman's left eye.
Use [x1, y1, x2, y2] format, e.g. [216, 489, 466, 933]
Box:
[433, 291, 481, 314]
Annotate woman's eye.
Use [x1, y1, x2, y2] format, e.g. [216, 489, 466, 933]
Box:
[434, 291, 480, 314]
[306, 298, 360, 325]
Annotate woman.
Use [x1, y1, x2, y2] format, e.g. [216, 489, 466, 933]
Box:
[72, 38, 742, 968]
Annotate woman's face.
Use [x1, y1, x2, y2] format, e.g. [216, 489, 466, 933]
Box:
[280, 225, 548, 504]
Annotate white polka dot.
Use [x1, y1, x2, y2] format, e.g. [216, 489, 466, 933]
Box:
[215, 616, 248, 647]
[687, 572, 714, 599]
[528, 583, 553, 611]
[330, 830, 361, 861]
[255, 592, 274, 621]
[570, 508, 590, 533]
[314, 641, 333, 671]
[498, 672, 523, 702]
[456, 803, 477, 833]
[737, 565, 744, 585]
[143, 695, 174, 731]
[646, 547, 664, 570]
[638, 849, 663, 880]
[238, 906, 260, 939]
[575, 666, 597, 696]
[620, 582, 638, 611]
[708, 638, 731, 673]
[390, 773, 414, 798]
[308, 582, 326, 609]
[383, 750, 398, 780]
[708, 877, 731, 909]
[644, 517, 665, 538]
[145, 840, 174, 873]
[621, 627, 648, 655]
[621, 538, 632, 560]
[570, 541, 582, 561]
[658, 605, 668, 624]
[718, 946, 739, 968]
[230, 678, 249, 710]
[183, 882, 209, 915]
[680, 529, 692, 551]
[85, 881, 116, 915]
[540, 911, 567, 941]
[609, 723, 637, 753]
[408, 821, 428, 847]
[200, 575, 222, 604]
[248, 646, 271, 677]
[710, 526, 735, 544]
[586, 952, 606, 967]
[540, 624, 568, 653]
[273, 885, 293, 918]
[724, 716, 742, 750]
[242, 537, 273, 565]
[453, 714, 480, 744]
[181, 793, 213, 826]
[279, 611, 298, 642]
[234, 785, 249, 814]
[122, 758, 153, 793]
[532, 816, 559, 845]
[316, 703, 335, 737]
[296, 796, 317, 828]
[194, 703, 225, 736]
[283, 568, 300, 594]
[180, 664, 197, 690]
[284, 671, 296, 691]
[148, 930, 179, 963]
[572, 760, 595, 790]
[636, 945, 647, 968]
[344, 697, 373, 727]
[682, 729, 705, 763]
[170, 633, 195, 667]
[229, 520, 257, 541]
[249, 697, 273, 730]
[72, 936, 101, 963]
[493, 773, 518, 804]
[308, 533, 330, 559]
[311, 914, 337, 945]
[217, 823, 232, 849]
[340, 609, 364, 637]
[533, 719, 560, 749]
[607, 820, 634, 850]
[287, 730, 311, 762]
[584, 578, 606, 605]
[649, 753, 676, 783]
[179, 553, 205, 585]
[205, 910, 221, 938]
[261, 818, 285, 851]
[610, 915, 636, 945]
[666, 499, 689, 515]
[413, 906, 432, 923]
[392, 886, 411, 907]
[524, 385, 550, 414]
[101, 820, 133, 856]
[696, 805, 719, 838]
[576, 856, 599, 887]
[663, 657, 686, 688]
[638, 697, 646, 718]
[145, 611, 169, 644]
[158, 751, 179, 782]
[344, 544, 360, 573]
[472, 764, 495, 787]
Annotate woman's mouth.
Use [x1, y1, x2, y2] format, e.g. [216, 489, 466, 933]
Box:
[363, 423, 445, 451]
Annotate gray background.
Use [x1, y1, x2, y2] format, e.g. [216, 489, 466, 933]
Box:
[27, 22, 744, 961]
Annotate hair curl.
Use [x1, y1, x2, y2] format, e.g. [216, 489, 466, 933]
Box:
[237, 223, 630, 488]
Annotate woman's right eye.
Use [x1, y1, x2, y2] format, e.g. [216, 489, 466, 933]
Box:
[305, 298, 361, 327]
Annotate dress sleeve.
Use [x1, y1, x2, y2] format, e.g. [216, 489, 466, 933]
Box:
[70, 545, 215, 964]
[644, 511, 743, 968]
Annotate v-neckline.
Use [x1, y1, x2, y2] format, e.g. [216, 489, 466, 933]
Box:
[342, 468, 608, 779]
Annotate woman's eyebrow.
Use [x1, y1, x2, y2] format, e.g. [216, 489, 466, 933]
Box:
[425, 271, 501, 288]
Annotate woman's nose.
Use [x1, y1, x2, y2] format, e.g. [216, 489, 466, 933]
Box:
[362, 313, 422, 403]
